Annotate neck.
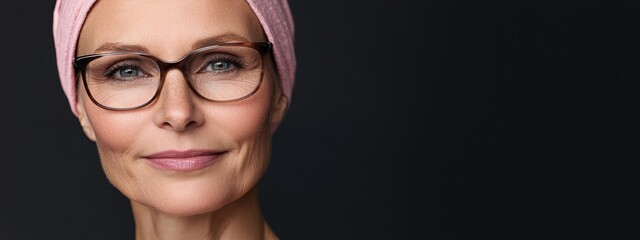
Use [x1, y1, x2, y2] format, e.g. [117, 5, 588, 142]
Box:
[131, 187, 278, 240]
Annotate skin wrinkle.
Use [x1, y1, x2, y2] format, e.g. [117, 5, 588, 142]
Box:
[74, 0, 285, 239]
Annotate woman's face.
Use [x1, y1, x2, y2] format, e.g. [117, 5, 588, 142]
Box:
[76, 0, 286, 216]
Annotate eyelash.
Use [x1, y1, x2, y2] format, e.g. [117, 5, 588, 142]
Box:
[104, 63, 147, 79]
[99, 54, 245, 80]
[200, 55, 245, 72]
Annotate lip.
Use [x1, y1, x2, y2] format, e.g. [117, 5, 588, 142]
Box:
[142, 150, 224, 171]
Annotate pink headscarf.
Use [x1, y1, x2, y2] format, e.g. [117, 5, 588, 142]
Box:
[53, 0, 296, 116]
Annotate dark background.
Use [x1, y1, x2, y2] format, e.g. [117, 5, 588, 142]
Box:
[1, 0, 640, 239]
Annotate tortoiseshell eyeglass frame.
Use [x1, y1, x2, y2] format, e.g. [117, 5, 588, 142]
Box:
[73, 42, 272, 111]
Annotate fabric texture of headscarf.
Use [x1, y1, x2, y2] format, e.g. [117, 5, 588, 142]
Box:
[53, 0, 296, 116]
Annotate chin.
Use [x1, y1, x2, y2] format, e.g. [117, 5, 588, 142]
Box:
[129, 180, 236, 216]
[119, 164, 264, 217]
[155, 192, 232, 217]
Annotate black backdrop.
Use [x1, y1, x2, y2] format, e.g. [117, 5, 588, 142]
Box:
[2, 0, 640, 239]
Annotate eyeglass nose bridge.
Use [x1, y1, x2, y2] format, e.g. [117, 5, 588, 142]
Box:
[148, 54, 204, 108]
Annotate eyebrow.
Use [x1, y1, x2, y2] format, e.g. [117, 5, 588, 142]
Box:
[191, 34, 251, 49]
[94, 43, 149, 53]
[93, 33, 251, 54]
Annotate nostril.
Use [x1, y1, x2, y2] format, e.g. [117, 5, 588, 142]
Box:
[158, 99, 205, 132]
[184, 120, 199, 130]
[162, 119, 198, 132]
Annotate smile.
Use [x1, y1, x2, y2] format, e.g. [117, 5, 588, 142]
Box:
[142, 150, 225, 171]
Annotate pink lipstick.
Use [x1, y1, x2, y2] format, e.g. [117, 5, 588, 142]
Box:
[142, 150, 224, 171]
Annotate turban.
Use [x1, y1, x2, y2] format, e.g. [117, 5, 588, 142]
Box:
[53, 0, 296, 116]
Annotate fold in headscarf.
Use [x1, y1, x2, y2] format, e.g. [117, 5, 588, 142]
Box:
[53, 0, 296, 116]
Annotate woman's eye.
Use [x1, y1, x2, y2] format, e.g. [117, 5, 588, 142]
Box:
[106, 66, 146, 80]
[113, 67, 142, 78]
[205, 61, 235, 72]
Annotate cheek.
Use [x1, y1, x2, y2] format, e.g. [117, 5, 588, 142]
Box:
[83, 95, 149, 160]
[89, 112, 147, 153]
[207, 95, 272, 143]
[202, 79, 274, 184]
[83, 101, 151, 196]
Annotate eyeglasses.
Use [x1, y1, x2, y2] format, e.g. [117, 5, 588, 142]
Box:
[74, 42, 272, 111]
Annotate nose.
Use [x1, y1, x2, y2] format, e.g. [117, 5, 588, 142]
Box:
[153, 70, 205, 132]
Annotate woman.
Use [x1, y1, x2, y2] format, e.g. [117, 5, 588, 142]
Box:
[53, 0, 295, 239]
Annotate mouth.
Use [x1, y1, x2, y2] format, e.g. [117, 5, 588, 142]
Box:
[142, 150, 225, 171]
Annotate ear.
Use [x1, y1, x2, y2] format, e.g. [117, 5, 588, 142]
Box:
[76, 96, 97, 142]
[269, 88, 288, 133]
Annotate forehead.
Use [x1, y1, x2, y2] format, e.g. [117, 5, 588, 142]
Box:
[77, 0, 265, 58]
